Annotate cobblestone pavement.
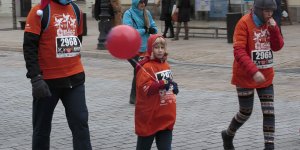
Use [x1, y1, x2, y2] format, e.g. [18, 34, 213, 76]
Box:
[0, 15, 300, 150]
[0, 50, 299, 150]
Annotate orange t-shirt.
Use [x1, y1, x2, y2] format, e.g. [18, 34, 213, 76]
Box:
[25, 1, 84, 79]
[135, 60, 176, 136]
[231, 13, 283, 88]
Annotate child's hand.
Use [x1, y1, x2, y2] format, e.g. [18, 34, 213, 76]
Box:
[172, 81, 179, 95]
[253, 71, 266, 83]
[164, 79, 179, 95]
[164, 79, 172, 91]
[268, 18, 276, 27]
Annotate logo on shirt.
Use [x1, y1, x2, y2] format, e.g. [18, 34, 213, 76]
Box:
[54, 13, 77, 37]
[253, 28, 271, 50]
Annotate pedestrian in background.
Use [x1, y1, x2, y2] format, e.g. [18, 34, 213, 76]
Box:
[172, 0, 192, 40]
[135, 34, 178, 150]
[221, 0, 284, 150]
[23, 0, 92, 149]
[123, 0, 158, 104]
[94, 0, 122, 49]
[157, 0, 175, 38]
[273, 0, 282, 30]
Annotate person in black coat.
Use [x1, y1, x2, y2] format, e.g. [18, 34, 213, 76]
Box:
[273, 0, 281, 31]
[173, 0, 191, 40]
[159, 0, 175, 38]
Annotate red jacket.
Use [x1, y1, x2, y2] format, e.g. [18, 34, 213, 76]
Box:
[135, 34, 176, 136]
[231, 13, 284, 88]
[135, 60, 176, 136]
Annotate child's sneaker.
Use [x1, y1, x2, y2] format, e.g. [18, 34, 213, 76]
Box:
[221, 130, 235, 150]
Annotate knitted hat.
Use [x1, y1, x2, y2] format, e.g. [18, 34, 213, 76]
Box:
[36, 0, 50, 16]
[136, 34, 167, 73]
[146, 34, 163, 57]
[254, 0, 277, 22]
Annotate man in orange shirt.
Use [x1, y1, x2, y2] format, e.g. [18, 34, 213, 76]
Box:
[23, 0, 92, 149]
[221, 0, 284, 150]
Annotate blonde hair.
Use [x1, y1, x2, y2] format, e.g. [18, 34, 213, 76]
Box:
[153, 37, 167, 48]
[151, 37, 168, 60]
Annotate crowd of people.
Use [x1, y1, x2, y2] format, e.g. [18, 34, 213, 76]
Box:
[22, 0, 284, 149]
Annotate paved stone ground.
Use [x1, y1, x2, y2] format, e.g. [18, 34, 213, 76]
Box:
[0, 15, 300, 150]
[0, 50, 299, 150]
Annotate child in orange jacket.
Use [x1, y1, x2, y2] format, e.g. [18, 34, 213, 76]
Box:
[135, 34, 178, 150]
[221, 0, 284, 150]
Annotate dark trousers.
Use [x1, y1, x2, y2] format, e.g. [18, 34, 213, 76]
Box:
[128, 55, 140, 102]
[163, 14, 174, 37]
[136, 130, 173, 150]
[32, 84, 92, 150]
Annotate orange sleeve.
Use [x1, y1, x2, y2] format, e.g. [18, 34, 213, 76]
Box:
[136, 64, 156, 97]
[233, 18, 248, 49]
[24, 5, 42, 35]
[233, 18, 258, 76]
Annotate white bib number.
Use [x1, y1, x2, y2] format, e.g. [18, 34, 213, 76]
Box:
[56, 36, 82, 58]
[155, 70, 176, 106]
[251, 50, 273, 69]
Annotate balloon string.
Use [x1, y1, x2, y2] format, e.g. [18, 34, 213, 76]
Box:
[132, 59, 158, 82]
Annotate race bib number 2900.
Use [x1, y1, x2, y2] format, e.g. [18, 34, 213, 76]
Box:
[251, 50, 273, 69]
[56, 36, 82, 58]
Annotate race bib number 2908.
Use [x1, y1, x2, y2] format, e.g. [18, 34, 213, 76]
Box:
[251, 50, 273, 69]
[56, 36, 82, 58]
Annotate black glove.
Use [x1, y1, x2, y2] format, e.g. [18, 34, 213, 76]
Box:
[164, 79, 172, 91]
[144, 26, 149, 34]
[172, 81, 179, 95]
[31, 75, 51, 99]
[164, 79, 179, 95]
[148, 27, 156, 34]
[95, 15, 100, 21]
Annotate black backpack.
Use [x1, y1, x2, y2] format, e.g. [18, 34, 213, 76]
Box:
[41, 2, 81, 31]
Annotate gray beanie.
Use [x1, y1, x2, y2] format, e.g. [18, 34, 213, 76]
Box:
[254, 0, 277, 22]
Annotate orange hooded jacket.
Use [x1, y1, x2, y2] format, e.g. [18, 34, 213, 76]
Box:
[135, 34, 176, 136]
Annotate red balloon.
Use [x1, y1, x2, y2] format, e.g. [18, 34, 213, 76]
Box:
[106, 25, 142, 59]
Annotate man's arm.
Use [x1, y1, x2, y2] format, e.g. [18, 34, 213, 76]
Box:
[23, 32, 41, 78]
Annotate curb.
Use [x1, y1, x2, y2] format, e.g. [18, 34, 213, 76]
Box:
[0, 45, 234, 68]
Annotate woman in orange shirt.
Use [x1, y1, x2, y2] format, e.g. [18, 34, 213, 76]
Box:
[135, 34, 178, 150]
[221, 0, 284, 150]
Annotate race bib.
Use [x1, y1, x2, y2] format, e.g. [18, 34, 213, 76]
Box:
[155, 70, 176, 106]
[155, 70, 173, 81]
[251, 50, 273, 69]
[56, 36, 82, 58]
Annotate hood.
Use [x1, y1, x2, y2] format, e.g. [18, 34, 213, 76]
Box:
[136, 34, 167, 73]
[132, 0, 148, 9]
[146, 34, 168, 60]
[147, 34, 162, 57]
